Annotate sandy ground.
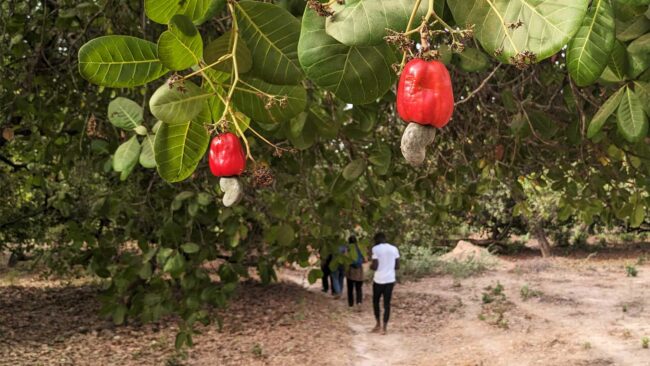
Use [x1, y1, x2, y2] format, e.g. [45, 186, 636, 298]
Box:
[1, 253, 649, 365]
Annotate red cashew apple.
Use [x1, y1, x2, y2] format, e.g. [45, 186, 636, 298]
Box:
[209, 132, 246, 177]
[397, 59, 454, 128]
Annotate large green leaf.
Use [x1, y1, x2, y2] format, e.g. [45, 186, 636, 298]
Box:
[298, 8, 396, 105]
[325, 0, 429, 46]
[139, 135, 157, 168]
[150, 81, 212, 124]
[108, 97, 143, 130]
[203, 31, 253, 74]
[456, 47, 490, 72]
[113, 136, 141, 174]
[448, 0, 589, 64]
[627, 33, 650, 78]
[145, 0, 226, 25]
[158, 14, 203, 71]
[617, 86, 648, 142]
[235, 1, 304, 85]
[566, 0, 615, 86]
[78, 36, 168, 87]
[587, 86, 625, 138]
[154, 120, 209, 182]
[231, 77, 306, 124]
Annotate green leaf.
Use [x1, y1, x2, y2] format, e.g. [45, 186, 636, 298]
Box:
[138, 262, 152, 280]
[139, 135, 157, 168]
[456, 47, 490, 72]
[204, 31, 253, 74]
[616, 13, 650, 41]
[276, 224, 295, 246]
[78, 36, 168, 87]
[298, 8, 397, 105]
[134, 125, 148, 136]
[158, 14, 203, 71]
[154, 120, 209, 182]
[631, 203, 646, 228]
[175, 331, 188, 350]
[307, 268, 323, 284]
[369, 144, 392, 175]
[112, 305, 127, 325]
[627, 33, 650, 78]
[617, 86, 648, 142]
[181, 242, 200, 254]
[342, 159, 366, 181]
[587, 86, 625, 138]
[145, 0, 225, 25]
[634, 81, 650, 115]
[601, 40, 629, 82]
[150, 81, 212, 124]
[232, 77, 307, 124]
[325, 0, 429, 46]
[448, 0, 589, 64]
[107, 97, 143, 130]
[113, 136, 141, 173]
[286, 113, 317, 150]
[235, 1, 304, 85]
[566, 0, 616, 86]
[163, 252, 186, 277]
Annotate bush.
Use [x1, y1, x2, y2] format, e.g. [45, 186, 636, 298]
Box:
[396, 245, 497, 280]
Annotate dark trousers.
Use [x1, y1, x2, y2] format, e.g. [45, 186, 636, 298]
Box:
[321, 264, 332, 292]
[373, 282, 395, 325]
[347, 278, 363, 306]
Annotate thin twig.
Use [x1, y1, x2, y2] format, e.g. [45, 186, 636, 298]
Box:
[455, 64, 501, 106]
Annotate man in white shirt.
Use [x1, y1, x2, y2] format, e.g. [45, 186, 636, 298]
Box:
[370, 232, 400, 335]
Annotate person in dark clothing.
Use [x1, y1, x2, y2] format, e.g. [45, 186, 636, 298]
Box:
[345, 235, 364, 310]
[370, 232, 400, 335]
[320, 250, 333, 293]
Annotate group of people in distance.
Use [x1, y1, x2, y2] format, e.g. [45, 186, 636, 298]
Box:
[320, 232, 400, 334]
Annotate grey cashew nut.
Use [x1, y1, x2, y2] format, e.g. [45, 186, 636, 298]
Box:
[400, 123, 436, 166]
[219, 177, 244, 207]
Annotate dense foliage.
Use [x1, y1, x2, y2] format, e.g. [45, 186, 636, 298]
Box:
[2, 0, 649, 346]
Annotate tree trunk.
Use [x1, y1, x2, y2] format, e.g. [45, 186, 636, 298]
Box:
[534, 223, 552, 258]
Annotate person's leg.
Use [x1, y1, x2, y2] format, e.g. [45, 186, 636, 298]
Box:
[331, 269, 341, 296]
[321, 265, 330, 292]
[382, 282, 395, 333]
[355, 280, 363, 304]
[347, 277, 354, 307]
[338, 267, 345, 292]
[372, 282, 382, 332]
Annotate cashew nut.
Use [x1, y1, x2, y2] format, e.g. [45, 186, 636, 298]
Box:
[219, 177, 244, 207]
[400, 123, 436, 166]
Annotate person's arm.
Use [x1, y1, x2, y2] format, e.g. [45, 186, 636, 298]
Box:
[370, 259, 378, 271]
[395, 258, 400, 270]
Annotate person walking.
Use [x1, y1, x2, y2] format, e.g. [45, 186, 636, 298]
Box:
[320, 249, 333, 293]
[330, 242, 347, 299]
[370, 232, 400, 335]
[346, 235, 364, 310]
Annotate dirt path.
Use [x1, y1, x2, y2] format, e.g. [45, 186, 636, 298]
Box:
[282, 257, 650, 366]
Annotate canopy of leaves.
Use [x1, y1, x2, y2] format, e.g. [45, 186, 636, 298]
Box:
[2, 0, 649, 350]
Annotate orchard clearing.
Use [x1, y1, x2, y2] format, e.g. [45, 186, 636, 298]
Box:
[2, 241, 649, 366]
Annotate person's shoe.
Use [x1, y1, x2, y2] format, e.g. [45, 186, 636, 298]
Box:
[333, 294, 341, 299]
[381, 327, 387, 335]
[355, 305, 363, 312]
[371, 325, 381, 333]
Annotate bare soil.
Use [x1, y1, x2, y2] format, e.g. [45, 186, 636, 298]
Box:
[1, 252, 649, 365]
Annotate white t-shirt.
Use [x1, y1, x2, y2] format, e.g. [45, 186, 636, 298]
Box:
[372, 243, 400, 284]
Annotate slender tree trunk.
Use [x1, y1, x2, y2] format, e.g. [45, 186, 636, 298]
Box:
[534, 223, 552, 258]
